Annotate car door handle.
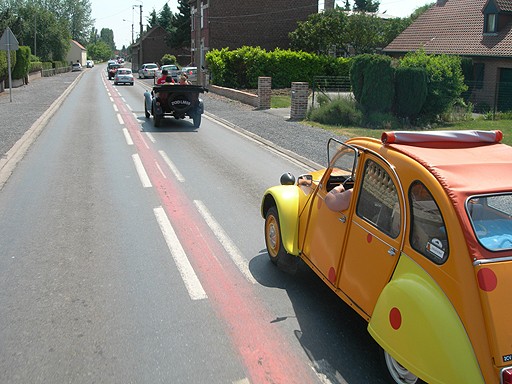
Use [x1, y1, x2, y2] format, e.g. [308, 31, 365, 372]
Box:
[338, 214, 347, 223]
[388, 247, 397, 256]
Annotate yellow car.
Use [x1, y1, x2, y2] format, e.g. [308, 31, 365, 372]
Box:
[261, 130, 512, 384]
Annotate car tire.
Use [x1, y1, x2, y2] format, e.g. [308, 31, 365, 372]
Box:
[192, 112, 201, 128]
[381, 348, 426, 384]
[130, 82, 134, 86]
[114, 81, 117, 85]
[265, 206, 288, 264]
[153, 113, 161, 127]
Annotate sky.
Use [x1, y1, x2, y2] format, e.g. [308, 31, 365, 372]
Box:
[90, 0, 433, 50]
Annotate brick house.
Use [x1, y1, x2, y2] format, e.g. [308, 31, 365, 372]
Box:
[188, 0, 319, 84]
[131, 26, 174, 70]
[384, 0, 512, 111]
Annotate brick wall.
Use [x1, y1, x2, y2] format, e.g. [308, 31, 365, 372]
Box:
[208, 0, 318, 51]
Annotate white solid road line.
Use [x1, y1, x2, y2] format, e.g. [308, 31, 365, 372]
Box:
[153, 206, 208, 301]
[131, 153, 152, 188]
[194, 200, 257, 284]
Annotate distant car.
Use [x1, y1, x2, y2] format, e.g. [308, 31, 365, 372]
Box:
[181, 66, 198, 84]
[156, 64, 180, 82]
[86, 60, 94, 68]
[108, 63, 122, 80]
[138, 63, 158, 79]
[114, 68, 134, 86]
[71, 63, 82, 72]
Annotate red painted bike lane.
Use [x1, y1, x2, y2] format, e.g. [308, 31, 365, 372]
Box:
[107, 81, 318, 384]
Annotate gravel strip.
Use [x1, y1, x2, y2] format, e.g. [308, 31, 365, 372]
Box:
[203, 92, 347, 167]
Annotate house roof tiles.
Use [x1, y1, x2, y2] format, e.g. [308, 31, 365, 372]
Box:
[384, 0, 512, 57]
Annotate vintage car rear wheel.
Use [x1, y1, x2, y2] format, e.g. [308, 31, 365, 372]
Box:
[265, 206, 286, 264]
[192, 112, 201, 128]
[382, 349, 425, 384]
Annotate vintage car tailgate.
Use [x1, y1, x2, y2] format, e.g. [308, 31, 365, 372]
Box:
[475, 259, 512, 368]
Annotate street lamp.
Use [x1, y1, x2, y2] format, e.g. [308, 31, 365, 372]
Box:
[123, 18, 134, 45]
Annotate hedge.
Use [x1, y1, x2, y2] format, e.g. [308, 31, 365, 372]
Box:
[206, 46, 351, 89]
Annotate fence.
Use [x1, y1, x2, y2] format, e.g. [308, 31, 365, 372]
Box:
[311, 76, 352, 107]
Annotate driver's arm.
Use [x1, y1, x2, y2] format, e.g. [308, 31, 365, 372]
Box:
[325, 185, 352, 212]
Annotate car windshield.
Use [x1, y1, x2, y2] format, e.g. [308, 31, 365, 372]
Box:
[467, 193, 512, 252]
[146, 64, 158, 69]
[117, 69, 131, 74]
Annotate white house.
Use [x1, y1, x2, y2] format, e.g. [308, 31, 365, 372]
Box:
[66, 40, 87, 66]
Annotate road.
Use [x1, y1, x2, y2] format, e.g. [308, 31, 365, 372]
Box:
[0, 66, 389, 384]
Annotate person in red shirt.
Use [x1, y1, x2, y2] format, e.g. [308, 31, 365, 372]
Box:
[157, 69, 174, 84]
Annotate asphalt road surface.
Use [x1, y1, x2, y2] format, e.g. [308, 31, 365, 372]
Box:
[0, 65, 390, 384]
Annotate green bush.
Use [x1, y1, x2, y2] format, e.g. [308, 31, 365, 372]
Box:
[308, 96, 363, 126]
[29, 61, 43, 72]
[399, 50, 467, 119]
[12, 46, 31, 80]
[350, 54, 394, 113]
[0, 50, 17, 82]
[394, 66, 427, 119]
[205, 46, 352, 89]
[161, 54, 177, 65]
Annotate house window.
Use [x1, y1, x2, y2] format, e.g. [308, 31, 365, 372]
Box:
[485, 13, 497, 33]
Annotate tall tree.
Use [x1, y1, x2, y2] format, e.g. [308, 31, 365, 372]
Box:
[167, 0, 190, 48]
[289, 9, 349, 56]
[147, 9, 158, 29]
[353, 0, 380, 13]
[99, 28, 115, 51]
[157, 3, 174, 31]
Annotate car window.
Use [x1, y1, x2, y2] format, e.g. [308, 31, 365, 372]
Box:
[356, 159, 400, 238]
[409, 181, 449, 264]
[467, 193, 512, 252]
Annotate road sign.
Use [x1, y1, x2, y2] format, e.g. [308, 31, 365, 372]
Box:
[1, 27, 20, 102]
[0, 27, 19, 51]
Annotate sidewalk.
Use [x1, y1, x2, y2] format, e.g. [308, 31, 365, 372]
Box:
[1, 72, 347, 174]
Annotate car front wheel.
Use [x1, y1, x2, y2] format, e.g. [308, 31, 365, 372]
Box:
[265, 206, 287, 264]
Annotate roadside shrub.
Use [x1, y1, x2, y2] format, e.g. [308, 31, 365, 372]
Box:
[399, 50, 467, 119]
[394, 66, 427, 119]
[29, 61, 43, 72]
[205, 46, 352, 89]
[12, 46, 31, 80]
[160, 54, 177, 65]
[308, 96, 363, 126]
[350, 54, 394, 113]
[0, 50, 17, 82]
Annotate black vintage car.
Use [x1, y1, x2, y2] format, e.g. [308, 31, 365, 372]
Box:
[143, 84, 208, 128]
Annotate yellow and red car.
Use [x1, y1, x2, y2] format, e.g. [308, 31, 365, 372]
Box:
[261, 130, 512, 384]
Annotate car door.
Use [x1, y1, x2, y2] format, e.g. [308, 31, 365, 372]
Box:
[338, 155, 405, 317]
[300, 140, 358, 285]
